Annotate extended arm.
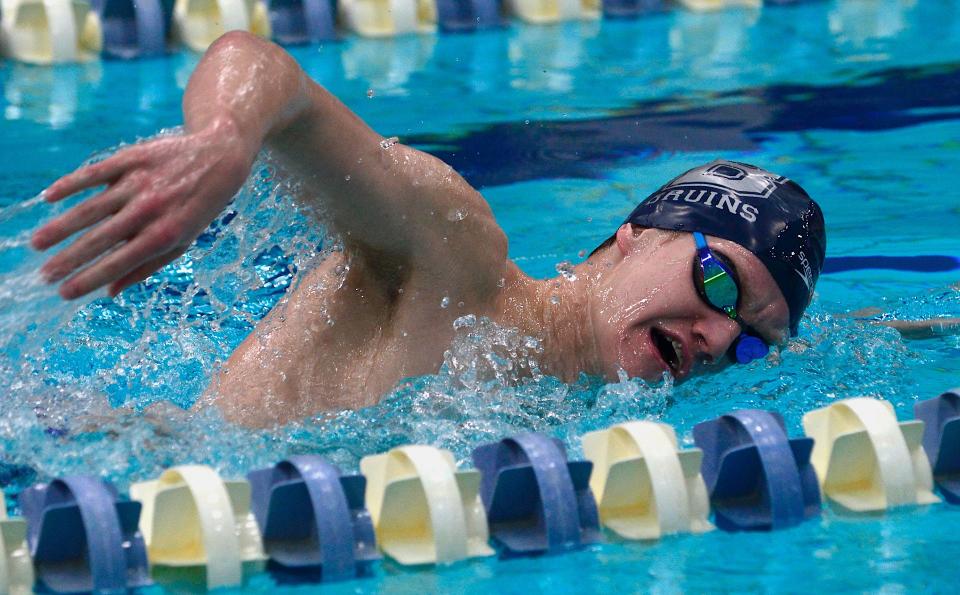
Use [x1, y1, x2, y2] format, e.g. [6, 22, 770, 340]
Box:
[33, 32, 504, 299]
[844, 307, 960, 340]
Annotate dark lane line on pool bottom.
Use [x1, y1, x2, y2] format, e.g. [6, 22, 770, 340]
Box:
[404, 61, 960, 190]
[824, 255, 960, 274]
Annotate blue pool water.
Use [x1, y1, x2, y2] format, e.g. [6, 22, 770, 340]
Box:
[2, 0, 960, 591]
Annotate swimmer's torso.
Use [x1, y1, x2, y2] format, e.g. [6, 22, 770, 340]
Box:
[212, 239, 513, 425]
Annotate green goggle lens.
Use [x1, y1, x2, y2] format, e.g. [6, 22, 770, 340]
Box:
[692, 232, 771, 365]
[694, 232, 740, 319]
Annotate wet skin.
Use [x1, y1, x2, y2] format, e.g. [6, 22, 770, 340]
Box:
[586, 226, 789, 383]
[31, 32, 790, 427]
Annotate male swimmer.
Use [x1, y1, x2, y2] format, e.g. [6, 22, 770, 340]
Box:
[31, 32, 825, 427]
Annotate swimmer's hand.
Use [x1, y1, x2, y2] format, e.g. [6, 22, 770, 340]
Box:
[31, 118, 255, 299]
[847, 307, 960, 340]
[879, 317, 960, 340]
[33, 30, 502, 303]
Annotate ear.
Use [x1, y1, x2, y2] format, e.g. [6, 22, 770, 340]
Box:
[614, 223, 644, 256]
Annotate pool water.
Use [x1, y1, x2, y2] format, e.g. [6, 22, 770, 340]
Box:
[2, 0, 960, 592]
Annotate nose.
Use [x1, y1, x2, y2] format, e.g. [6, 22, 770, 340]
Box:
[692, 311, 742, 365]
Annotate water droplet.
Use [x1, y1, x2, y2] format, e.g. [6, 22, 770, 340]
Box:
[454, 314, 476, 329]
[367, 88, 375, 99]
[440, 296, 450, 308]
[334, 264, 346, 275]
[380, 136, 399, 150]
[344, 174, 351, 181]
[586, 216, 593, 223]
[555, 260, 577, 281]
[524, 119, 530, 125]
[497, 278, 505, 288]
[447, 208, 467, 221]
[578, 250, 586, 258]
[457, 301, 464, 308]
[550, 295, 560, 305]
[326, 318, 335, 326]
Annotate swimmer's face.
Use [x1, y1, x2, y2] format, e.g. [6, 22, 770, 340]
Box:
[589, 225, 790, 382]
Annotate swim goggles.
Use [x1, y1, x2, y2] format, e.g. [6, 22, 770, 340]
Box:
[692, 232, 770, 365]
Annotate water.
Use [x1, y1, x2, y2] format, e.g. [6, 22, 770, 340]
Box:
[2, 0, 960, 591]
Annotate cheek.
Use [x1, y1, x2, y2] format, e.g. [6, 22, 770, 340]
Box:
[595, 276, 671, 334]
[618, 326, 651, 375]
[593, 284, 632, 330]
[590, 253, 695, 364]
[612, 269, 693, 322]
[655, 262, 703, 314]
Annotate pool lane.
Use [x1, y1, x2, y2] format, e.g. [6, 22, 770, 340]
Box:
[406, 61, 960, 188]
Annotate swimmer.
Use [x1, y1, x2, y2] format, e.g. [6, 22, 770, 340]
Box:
[31, 32, 825, 427]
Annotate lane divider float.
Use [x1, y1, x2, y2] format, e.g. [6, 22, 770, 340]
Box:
[0, 493, 33, 595]
[130, 465, 266, 589]
[506, 0, 598, 24]
[803, 397, 940, 513]
[173, 0, 270, 52]
[473, 433, 601, 555]
[694, 410, 820, 531]
[92, 0, 170, 58]
[360, 445, 494, 565]
[6, 388, 960, 590]
[435, 0, 503, 32]
[265, 0, 334, 44]
[582, 421, 712, 540]
[338, 0, 435, 38]
[914, 388, 960, 503]
[19, 476, 149, 593]
[247, 455, 379, 582]
[0, 0, 101, 63]
[674, 0, 759, 10]
[0, 0, 863, 57]
[602, 0, 664, 18]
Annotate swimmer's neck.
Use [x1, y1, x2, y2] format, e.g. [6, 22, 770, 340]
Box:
[493, 259, 606, 382]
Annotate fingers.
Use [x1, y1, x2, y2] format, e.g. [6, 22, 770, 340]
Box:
[108, 246, 188, 297]
[40, 199, 158, 285]
[32, 182, 132, 251]
[59, 224, 184, 300]
[44, 149, 140, 203]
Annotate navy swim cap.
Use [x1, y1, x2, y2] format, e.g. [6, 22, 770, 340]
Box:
[624, 160, 826, 336]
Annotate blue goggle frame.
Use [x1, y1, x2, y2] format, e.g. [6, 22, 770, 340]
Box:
[692, 232, 769, 365]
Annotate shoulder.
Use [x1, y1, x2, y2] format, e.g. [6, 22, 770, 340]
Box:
[355, 146, 509, 301]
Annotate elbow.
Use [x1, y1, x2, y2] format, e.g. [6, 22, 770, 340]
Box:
[205, 31, 295, 74]
[207, 30, 269, 56]
[202, 30, 307, 103]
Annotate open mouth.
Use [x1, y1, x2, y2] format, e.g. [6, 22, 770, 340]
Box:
[651, 327, 684, 376]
